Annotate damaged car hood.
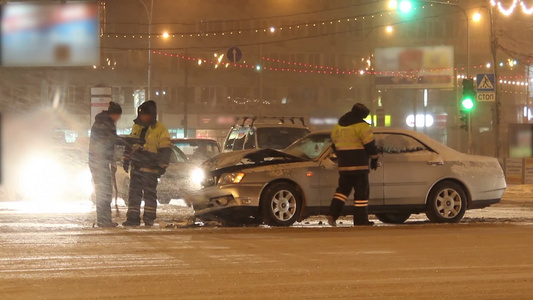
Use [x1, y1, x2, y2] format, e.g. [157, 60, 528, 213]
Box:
[202, 148, 306, 173]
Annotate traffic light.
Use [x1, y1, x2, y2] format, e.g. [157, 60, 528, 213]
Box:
[461, 78, 476, 112]
[398, 0, 413, 14]
[459, 109, 469, 131]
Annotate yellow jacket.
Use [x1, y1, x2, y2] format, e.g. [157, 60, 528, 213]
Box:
[130, 121, 171, 173]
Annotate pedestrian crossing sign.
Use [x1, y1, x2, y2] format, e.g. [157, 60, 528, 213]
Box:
[476, 73, 495, 92]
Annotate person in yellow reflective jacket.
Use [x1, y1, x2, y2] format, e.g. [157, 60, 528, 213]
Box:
[327, 103, 379, 226]
[122, 100, 171, 227]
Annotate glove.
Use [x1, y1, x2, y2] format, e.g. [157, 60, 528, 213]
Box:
[123, 159, 130, 173]
[158, 167, 167, 176]
[370, 158, 379, 171]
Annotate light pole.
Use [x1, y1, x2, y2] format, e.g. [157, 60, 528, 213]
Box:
[139, 0, 153, 99]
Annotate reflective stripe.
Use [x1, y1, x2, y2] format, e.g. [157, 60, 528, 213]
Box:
[369, 154, 379, 159]
[128, 207, 140, 212]
[335, 145, 365, 150]
[355, 204, 368, 207]
[139, 167, 160, 174]
[338, 166, 369, 171]
[355, 200, 368, 203]
[334, 193, 347, 201]
[144, 206, 157, 212]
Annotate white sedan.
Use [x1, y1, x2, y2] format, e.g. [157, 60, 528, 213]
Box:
[189, 129, 507, 226]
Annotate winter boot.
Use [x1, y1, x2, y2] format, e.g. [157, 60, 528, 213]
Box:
[97, 221, 118, 228]
[327, 198, 345, 226]
[354, 206, 374, 226]
[122, 220, 140, 227]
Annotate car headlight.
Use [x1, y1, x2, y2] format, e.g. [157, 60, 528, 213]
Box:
[218, 172, 245, 185]
[18, 154, 67, 200]
[191, 168, 205, 186]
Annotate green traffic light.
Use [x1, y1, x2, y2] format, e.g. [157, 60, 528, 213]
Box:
[398, 0, 413, 13]
[461, 98, 474, 111]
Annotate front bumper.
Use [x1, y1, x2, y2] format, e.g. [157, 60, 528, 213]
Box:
[187, 183, 264, 216]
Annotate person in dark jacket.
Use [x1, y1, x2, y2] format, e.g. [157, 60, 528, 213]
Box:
[122, 100, 171, 227]
[327, 103, 379, 226]
[89, 102, 124, 227]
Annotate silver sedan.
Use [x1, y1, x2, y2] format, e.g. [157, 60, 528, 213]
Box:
[187, 129, 506, 226]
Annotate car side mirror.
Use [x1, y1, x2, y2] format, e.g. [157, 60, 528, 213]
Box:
[427, 153, 444, 166]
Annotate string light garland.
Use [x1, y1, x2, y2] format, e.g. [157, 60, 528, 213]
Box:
[101, 3, 451, 40]
[490, 0, 533, 15]
[153, 50, 530, 84]
[101, 11, 395, 39]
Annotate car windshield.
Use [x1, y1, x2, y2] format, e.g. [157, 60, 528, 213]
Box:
[284, 134, 332, 160]
[173, 140, 220, 159]
[170, 146, 188, 163]
[256, 127, 311, 149]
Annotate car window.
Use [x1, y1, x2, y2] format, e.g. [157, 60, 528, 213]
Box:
[376, 133, 428, 154]
[224, 128, 248, 151]
[256, 127, 311, 149]
[244, 128, 256, 149]
[284, 134, 332, 160]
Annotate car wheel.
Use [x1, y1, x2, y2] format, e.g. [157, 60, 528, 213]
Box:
[158, 197, 171, 204]
[375, 213, 411, 224]
[260, 182, 302, 227]
[425, 181, 467, 223]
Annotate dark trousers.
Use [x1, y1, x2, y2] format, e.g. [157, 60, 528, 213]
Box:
[329, 172, 371, 225]
[126, 169, 159, 224]
[91, 163, 113, 224]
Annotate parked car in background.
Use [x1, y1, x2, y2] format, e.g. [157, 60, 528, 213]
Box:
[188, 129, 506, 226]
[222, 116, 310, 152]
[171, 138, 221, 164]
[115, 145, 203, 204]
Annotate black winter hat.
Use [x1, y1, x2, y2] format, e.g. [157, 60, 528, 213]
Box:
[108, 101, 122, 114]
[138, 100, 157, 116]
[351, 103, 370, 119]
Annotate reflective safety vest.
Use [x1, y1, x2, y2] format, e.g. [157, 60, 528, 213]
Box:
[130, 121, 171, 173]
[331, 122, 379, 173]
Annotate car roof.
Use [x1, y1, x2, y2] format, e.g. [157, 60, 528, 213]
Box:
[171, 138, 218, 143]
[234, 123, 309, 129]
[311, 128, 458, 156]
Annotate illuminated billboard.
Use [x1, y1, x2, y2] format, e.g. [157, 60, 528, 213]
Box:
[374, 46, 454, 89]
[1, 3, 99, 67]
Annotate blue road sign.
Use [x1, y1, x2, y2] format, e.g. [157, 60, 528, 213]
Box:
[227, 47, 242, 63]
[476, 73, 495, 92]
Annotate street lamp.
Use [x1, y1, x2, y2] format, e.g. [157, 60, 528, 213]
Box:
[162, 32, 169, 39]
[473, 11, 482, 22]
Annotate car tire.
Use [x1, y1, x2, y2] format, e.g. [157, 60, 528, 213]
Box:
[375, 213, 411, 224]
[158, 197, 171, 204]
[260, 182, 302, 227]
[425, 181, 467, 223]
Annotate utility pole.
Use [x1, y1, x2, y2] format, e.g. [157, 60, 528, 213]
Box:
[489, 5, 501, 158]
[139, 0, 153, 99]
[183, 49, 189, 138]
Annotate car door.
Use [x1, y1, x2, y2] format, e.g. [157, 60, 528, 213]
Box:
[378, 133, 443, 205]
[318, 147, 384, 207]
